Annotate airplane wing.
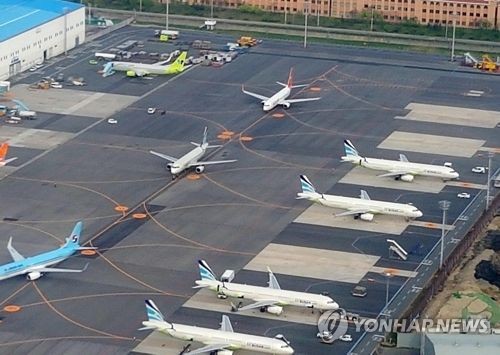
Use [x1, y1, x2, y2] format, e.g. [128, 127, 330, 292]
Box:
[186, 344, 233, 355]
[149, 150, 178, 163]
[378, 171, 412, 178]
[7, 237, 25, 262]
[236, 299, 281, 312]
[188, 159, 237, 167]
[241, 86, 269, 101]
[285, 97, 321, 103]
[220, 315, 234, 332]
[0, 157, 18, 166]
[30, 263, 89, 274]
[334, 209, 371, 217]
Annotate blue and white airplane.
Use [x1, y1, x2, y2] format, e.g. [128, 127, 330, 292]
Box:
[0, 221, 93, 281]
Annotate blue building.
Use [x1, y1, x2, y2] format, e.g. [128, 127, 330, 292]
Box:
[0, 0, 85, 80]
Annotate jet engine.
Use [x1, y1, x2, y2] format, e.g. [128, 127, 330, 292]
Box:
[360, 213, 374, 222]
[265, 306, 283, 315]
[195, 166, 205, 174]
[26, 272, 42, 281]
[400, 174, 414, 182]
[216, 350, 233, 355]
[281, 102, 290, 109]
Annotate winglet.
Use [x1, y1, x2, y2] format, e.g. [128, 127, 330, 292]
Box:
[7, 237, 25, 262]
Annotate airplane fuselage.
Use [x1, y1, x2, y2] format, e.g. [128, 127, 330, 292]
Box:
[299, 192, 422, 219]
[0, 247, 75, 281]
[144, 321, 294, 354]
[196, 279, 338, 311]
[342, 156, 459, 180]
[263, 87, 291, 111]
[169, 146, 206, 175]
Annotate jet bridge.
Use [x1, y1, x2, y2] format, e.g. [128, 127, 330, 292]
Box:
[387, 239, 408, 261]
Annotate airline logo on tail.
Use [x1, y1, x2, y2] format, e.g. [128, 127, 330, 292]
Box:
[198, 260, 217, 281]
[63, 221, 83, 248]
[145, 299, 165, 322]
[170, 51, 187, 73]
[300, 175, 316, 194]
[0, 143, 18, 166]
[344, 140, 359, 157]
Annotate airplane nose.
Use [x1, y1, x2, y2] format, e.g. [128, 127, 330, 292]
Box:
[331, 302, 340, 310]
[452, 172, 460, 179]
[415, 211, 423, 218]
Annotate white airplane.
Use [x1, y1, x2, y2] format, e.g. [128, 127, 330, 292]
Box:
[150, 127, 237, 179]
[140, 299, 295, 354]
[242, 68, 321, 111]
[194, 260, 338, 315]
[102, 51, 189, 77]
[0, 143, 17, 166]
[341, 140, 459, 182]
[296, 175, 423, 221]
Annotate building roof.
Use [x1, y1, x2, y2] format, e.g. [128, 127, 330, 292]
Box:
[0, 0, 83, 43]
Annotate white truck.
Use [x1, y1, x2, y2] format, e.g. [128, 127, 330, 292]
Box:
[154, 29, 179, 39]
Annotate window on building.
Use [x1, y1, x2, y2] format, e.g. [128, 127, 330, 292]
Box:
[484, 13, 487, 17]
[422, 18, 426, 22]
[364, 4, 368, 7]
[462, 12, 466, 15]
[384, 6, 388, 10]
[423, 9, 426, 13]
[436, 10, 439, 14]
[430, 9, 433, 13]
[384, 15, 388, 19]
[484, 6, 488, 10]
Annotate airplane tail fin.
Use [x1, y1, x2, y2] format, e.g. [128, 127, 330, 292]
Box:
[171, 51, 187, 72]
[300, 175, 316, 194]
[0, 143, 17, 165]
[145, 299, 168, 323]
[63, 221, 83, 248]
[198, 259, 217, 281]
[344, 139, 359, 157]
[102, 62, 115, 77]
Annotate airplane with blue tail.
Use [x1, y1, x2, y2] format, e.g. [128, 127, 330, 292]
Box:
[0, 221, 93, 281]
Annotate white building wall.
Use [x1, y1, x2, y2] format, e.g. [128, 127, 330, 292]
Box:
[0, 7, 85, 81]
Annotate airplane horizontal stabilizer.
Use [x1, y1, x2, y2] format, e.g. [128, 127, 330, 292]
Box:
[1, 157, 18, 166]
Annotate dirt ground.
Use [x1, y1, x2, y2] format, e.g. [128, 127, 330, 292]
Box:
[423, 217, 500, 326]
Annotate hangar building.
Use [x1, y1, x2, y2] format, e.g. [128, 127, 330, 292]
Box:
[0, 0, 85, 80]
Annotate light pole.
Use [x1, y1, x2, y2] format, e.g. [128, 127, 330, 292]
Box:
[486, 152, 494, 210]
[165, 0, 169, 30]
[316, 2, 320, 27]
[370, 6, 375, 31]
[439, 200, 451, 269]
[304, 0, 309, 48]
[384, 271, 392, 317]
[211, 0, 214, 19]
[284, 0, 287, 24]
[140, 0, 142, 12]
[450, 12, 457, 61]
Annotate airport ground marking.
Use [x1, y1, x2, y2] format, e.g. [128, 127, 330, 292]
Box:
[0, 336, 141, 348]
[32, 282, 134, 341]
[203, 174, 295, 211]
[0, 283, 32, 309]
[144, 203, 255, 256]
[0, 221, 63, 243]
[87, 250, 189, 299]
[3, 305, 21, 313]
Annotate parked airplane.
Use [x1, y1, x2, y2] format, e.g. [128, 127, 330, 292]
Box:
[242, 68, 321, 111]
[140, 299, 294, 354]
[341, 140, 459, 182]
[194, 260, 338, 315]
[0, 143, 17, 166]
[102, 51, 189, 77]
[0, 222, 93, 281]
[150, 127, 237, 179]
[296, 175, 423, 221]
